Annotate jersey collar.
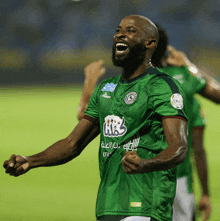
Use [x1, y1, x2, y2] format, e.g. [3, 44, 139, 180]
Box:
[119, 66, 155, 84]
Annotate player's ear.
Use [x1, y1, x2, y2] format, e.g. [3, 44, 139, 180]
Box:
[145, 39, 157, 49]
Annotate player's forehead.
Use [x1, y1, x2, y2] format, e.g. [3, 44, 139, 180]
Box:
[118, 16, 144, 30]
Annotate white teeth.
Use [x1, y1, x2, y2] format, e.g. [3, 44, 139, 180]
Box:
[116, 43, 128, 47]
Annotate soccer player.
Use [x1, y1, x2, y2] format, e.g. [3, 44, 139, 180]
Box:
[191, 99, 211, 221]
[4, 15, 188, 221]
[151, 24, 218, 221]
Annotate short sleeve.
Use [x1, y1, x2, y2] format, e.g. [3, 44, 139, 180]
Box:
[192, 98, 206, 128]
[84, 84, 100, 122]
[148, 74, 187, 122]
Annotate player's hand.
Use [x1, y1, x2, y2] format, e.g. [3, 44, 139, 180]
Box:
[84, 60, 106, 81]
[166, 45, 191, 67]
[199, 194, 211, 221]
[3, 154, 31, 177]
[122, 151, 144, 174]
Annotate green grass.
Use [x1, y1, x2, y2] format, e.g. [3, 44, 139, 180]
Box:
[1, 85, 100, 221]
[1, 86, 220, 221]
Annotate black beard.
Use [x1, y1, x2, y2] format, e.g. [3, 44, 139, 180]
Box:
[112, 42, 147, 69]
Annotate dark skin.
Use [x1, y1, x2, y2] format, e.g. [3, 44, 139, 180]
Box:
[192, 127, 211, 221]
[3, 15, 187, 177]
[4, 117, 187, 177]
[4, 119, 100, 176]
[113, 15, 158, 80]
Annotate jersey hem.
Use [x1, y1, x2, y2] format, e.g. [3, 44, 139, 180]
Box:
[83, 115, 99, 124]
[96, 211, 171, 221]
[162, 115, 187, 123]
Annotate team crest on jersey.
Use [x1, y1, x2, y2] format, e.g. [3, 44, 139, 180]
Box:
[124, 92, 137, 104]
[102, 83, 117, 92]
[170, 93, 183, 109]
[103, 115, 127, 137]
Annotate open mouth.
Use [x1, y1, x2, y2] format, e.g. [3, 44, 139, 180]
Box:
[115, 43, 129, 55]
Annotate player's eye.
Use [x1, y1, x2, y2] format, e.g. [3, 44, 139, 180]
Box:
[116, 29, 120, 33]
[127, 29, 136, 33]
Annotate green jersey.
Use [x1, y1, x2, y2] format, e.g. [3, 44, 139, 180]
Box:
[158, 66, 207, 189]
[85, 67, 187, 221]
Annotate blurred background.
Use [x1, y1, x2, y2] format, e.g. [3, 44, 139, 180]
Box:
[1, 0, 220, 85]
[1, 0, 220, 221]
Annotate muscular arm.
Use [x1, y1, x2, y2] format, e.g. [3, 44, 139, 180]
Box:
[4, 118, 100, 176]
[122, 118, 188, 174]
[28, 119, 100, 168]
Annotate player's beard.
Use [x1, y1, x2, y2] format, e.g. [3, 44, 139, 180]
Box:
[112, 42, 147, 69]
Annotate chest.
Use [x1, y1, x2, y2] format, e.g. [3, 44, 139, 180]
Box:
[98, 83, 151, 119]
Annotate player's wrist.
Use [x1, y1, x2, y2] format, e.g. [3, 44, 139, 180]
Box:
[84, 76, 99, 85]
[26, 156, 42, 169]
[139, 159, 151, 173]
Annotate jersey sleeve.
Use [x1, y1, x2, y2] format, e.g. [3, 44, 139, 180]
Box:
[184, 66, 207, 93]
[148, 74, 187, 121]
[84, 84, 100, 122]
[192, 98, 206, 128]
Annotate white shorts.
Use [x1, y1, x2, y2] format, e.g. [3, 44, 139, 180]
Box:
[98, 216, 153, 221]
[172, 176, 195, 221]
[121, 217, 151, 221]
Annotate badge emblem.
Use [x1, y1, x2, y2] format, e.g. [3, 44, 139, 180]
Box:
[170, 93, 183, 109]
[124, 92, 137, 105]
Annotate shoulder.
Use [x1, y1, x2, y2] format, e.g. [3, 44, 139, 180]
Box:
[148, 67, 182, 93]
[159, 65, 190, 75]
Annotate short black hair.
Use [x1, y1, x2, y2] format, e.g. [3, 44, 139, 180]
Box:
[151, 23, 168, 66]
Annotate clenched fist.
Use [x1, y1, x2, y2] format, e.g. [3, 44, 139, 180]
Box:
[122, 151, 145, 174]
[3, 154, 31, 177]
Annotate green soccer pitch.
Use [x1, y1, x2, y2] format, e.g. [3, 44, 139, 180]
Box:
[1, 86, 220, 221]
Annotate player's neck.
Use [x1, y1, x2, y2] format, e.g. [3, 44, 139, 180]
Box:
[121, 60, 152, 81]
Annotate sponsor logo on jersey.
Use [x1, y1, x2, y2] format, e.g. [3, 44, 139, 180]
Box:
[124, 92, 137, 104]
[170, 93, 183, 109]
[102, 83, 117, 92]
[103, 115, 127, 137]
[102, 92, 111, 98]
[101, 137, 139, 152]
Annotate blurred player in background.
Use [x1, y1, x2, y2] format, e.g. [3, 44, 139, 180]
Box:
[4, 15, 189, 221]
[78, 60, 106, 120]
[191, 98, 211, 221]
[151, 24, 220, 221]
[193, 99, 211, 219]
